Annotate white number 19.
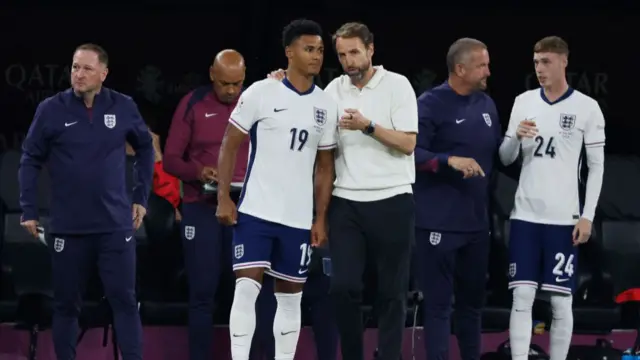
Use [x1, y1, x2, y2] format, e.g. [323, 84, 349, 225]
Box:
[299, 244, 313, 267]
[552, 252, 575, 277]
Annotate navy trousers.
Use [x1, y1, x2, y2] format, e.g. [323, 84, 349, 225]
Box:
[181, 201, 233, 360]
[49, 231, 141, 360]
[415, 228, 490, 360]
[252, 274, 338, 360]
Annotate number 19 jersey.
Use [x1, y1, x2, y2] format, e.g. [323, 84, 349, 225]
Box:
[229, 78, 339, 230]
[506, 88, 606, 225]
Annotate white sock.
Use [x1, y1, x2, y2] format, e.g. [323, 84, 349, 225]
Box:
[509, 286, 536, 360]
[549, 294, 573, 360]
[273, 292, 303, 360]
[229, 278, 261, 360]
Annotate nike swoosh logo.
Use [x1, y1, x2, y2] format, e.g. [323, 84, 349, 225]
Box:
[455, 119, 465, 124]
[298, 269, 308, 275]
[65, 122, 78, 127]
[125, 236, 133, 242]
[232, 333, 248, 337]
[280, 330, 297, 336]
[555, 277, 569, 283]
[274, 108, 287, 112]
[205, 113, 217, 117]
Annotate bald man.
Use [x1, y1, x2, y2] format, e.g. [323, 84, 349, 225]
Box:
[164, 49, 248, 360]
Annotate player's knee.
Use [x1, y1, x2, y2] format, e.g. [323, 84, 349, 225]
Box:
[233, 277, 261, 309]
[234, 267, 265, 283]
[512, 286, 536, 311]
[550, 294, 572, 319]
[274, 278, 305, 294]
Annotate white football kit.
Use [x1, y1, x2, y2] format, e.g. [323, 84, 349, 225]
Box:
[228, 78, 338, 282]
[503, 88, 606, 225]
[500, 88, 605, 294]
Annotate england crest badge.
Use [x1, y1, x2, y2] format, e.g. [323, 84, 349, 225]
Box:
[104, 114, 116, 129]
[559, 114, 576, 131]
[482, 113, 492, 127]
[313, 107, 327, 126]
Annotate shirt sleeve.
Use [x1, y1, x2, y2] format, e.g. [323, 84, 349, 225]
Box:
[414, 92, 449, 172]
[19, 101, 51, 221]
[319, 102, 339, 150]
[163, 92, 202, 181]
[229, 82, 263, 134]
[390, 76, 419, 133]
[580, 101, 606, 221]
[584, 101, 606, 149]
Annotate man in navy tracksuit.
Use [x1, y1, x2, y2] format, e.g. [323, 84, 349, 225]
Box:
[18, 44, 154, 360]
[413, 38, 502, 360]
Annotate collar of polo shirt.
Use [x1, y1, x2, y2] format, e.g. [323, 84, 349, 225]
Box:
[344, 65, 386, 90]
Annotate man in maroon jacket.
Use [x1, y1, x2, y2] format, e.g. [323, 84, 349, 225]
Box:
[163, 49, 249, 360]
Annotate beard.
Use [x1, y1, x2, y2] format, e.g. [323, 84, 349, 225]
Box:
[345, 60, 371, 82]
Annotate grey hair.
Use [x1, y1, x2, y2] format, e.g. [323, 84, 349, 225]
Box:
[446, 38, 487, 74]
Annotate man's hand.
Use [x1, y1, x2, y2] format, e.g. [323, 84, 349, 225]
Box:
[516, 119, 538, 140]
[447, 156, 485, 179]
[339, 109, 370, 131]
[132, 204, 146, 230]
[175, 208, 182, 222]
[199, 166, 218, 184]
[267, 69, 286, 81]
[311, 220, 328, 248]
[573, 218, 592, 246]
[216, 196, 237, 226]
[20, 219, 39, 238]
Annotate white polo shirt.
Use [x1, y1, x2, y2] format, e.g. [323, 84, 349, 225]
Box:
[324, 66, 419, 202]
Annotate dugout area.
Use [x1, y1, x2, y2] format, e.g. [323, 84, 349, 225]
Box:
[0, 151, 639, 354]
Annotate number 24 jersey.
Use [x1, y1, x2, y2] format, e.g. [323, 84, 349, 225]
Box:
[506, 88, 605, 225]
[229, 79, 339, 230]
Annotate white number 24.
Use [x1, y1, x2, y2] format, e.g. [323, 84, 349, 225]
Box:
[552, 252, 575, 277]
[299, 244, 313, 267]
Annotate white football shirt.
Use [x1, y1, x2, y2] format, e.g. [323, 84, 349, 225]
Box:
[229, 79, 339, 230]
[505, 88, 606, 225]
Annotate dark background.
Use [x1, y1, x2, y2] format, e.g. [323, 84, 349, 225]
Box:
[1, 5, 637, 154]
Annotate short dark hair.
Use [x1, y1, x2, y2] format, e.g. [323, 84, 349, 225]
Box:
[281, 19, 323, 48]
[446, 38, 487, 74]
[75, 43, 109, 67]
[534, 36, 569, 56]
[332, 22, 374, 48]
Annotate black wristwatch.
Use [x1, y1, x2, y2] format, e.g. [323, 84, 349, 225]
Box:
[362, 120, 376, 135]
